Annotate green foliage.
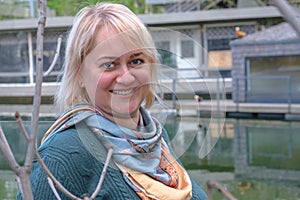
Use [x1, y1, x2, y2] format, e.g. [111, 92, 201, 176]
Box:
[47, 0, 82, 16]
[47, 0, 147, 16]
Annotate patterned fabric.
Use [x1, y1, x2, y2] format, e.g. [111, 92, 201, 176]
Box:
[118, 143, 192, 200]
[41, 104, 192, 199]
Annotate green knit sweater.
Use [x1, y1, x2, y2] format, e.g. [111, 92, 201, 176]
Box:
[17, 123, 207, 200]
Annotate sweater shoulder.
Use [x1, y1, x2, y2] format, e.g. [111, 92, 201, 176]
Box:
[38, 124, 96, 172]
[40, 126, 82, 151]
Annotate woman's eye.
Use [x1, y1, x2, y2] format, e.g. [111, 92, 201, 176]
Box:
[102, 62, 115, 69]
[130, 59, 143, 66]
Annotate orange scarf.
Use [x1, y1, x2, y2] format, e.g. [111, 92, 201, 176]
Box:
[116, 143, 192, 200]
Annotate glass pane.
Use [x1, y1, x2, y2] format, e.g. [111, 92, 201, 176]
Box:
[247, 55, 300, 102]
[181, 40, 194, 58]
[0, 31, 29, 83]
[32, 30, 66, 82]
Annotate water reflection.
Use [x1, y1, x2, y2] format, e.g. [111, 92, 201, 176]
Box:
[1, 116, 300, 199]
[164, 114, 300, 198]
[0, 120, 52, 169]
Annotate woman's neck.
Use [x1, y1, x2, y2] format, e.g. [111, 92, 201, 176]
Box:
[102, 111, 141, 130]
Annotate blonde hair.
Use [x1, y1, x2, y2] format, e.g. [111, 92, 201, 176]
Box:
[55, 2, 159, 112]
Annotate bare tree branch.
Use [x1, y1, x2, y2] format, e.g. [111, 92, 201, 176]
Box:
[271, 0, 300, 37]
[34, 150, 80, 200]
[18, 0, 48, 199]
[0, 125, 20, 173]
[44, 35, 63, 77]
[206, 181, 237, 200]
[15, 112, 30, 142]
[90, 146, 114, 199]
[47, 177, 62, 200]
[16, 176, 23, 195]
[24, 0, 47, 169]
[35, 145, 114, 200]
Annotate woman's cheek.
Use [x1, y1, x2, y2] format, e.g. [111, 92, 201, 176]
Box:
[140, 68, 152, 84]
[96, 73, 112, 91]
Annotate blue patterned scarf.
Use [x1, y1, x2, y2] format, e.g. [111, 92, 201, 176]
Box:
[42, 104, 165, 175]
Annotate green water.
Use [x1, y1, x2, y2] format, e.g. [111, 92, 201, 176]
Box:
[1, 115, 300, 199]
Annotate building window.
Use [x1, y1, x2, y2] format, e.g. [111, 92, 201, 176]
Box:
[0, 32, 29, 83]
[155, 41, 177, 68]
[181, 40, 194, 58]
[206, 24, 255, 68]
[246, 55, 300, 102]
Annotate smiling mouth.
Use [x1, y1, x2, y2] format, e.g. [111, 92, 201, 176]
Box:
[111, 89, 134, 95]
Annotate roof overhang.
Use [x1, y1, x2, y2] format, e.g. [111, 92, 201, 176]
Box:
[0, 6, 282, 31]
[139, 6, 282, 26]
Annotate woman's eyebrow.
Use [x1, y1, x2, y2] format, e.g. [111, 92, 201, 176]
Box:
[96, 56, 117, 61]
[96, 52, 144, 61]
[130, 52, 143, 58]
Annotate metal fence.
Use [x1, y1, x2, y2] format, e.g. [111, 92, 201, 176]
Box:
[234, 75, 300, 112]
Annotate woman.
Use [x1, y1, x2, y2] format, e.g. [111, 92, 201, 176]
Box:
[18, 2, 207, 199]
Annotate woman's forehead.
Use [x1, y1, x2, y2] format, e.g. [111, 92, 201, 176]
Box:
[94, 29, 140, 53]
[85, 28, 151, 61]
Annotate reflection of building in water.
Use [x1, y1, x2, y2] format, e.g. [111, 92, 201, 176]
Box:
[197, 120, 234, 159]
[167, 115, 300, 185]
[234, 119, 300, 182]
[0, 121, 52, 168]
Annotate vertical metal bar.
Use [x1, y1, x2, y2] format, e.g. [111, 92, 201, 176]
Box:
[27, 32, 34, 84]
[288, 76, 291, 113]
[217, 75, 220, 114]
[236, 77, 239, 112]
[30, 0, 36, 18]
[222, 77, 226, 101]
[172, 78, 176, 110]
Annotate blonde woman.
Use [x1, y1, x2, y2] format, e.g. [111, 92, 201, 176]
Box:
[17, 2, 207, 199]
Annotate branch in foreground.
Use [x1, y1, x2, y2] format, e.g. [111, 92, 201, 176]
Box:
[44, 34, 63, 76]
[15, 112, 30, 142]
[271, 0, 300, 37]
[206, 180, 237, 200]
[34, 150, 79, 200]
[47, 177, 62, 200]
[34, 146, 114, 199]
[90, 146, 114, 199]
[0, 125, 20, 173]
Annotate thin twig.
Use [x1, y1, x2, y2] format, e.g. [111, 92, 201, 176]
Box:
[206, 181, 237, 200]
[34, 149, 80, 200]
[90, 146, 114, 199]
[0, 125, 20, 173]
[44, 35, 63, 76]
[15, 112, 30, 142]
[16, 176, 23, 195]
[47, 177, 62, 200]
[35, 145, 114, 200]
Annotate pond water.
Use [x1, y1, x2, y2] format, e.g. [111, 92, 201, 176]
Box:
[1, 114, 300, 199]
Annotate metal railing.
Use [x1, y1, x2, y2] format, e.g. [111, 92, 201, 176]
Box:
[234, 75, 298, 113]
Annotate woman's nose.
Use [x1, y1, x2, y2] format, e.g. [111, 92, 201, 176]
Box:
[115, 64, 135, 84]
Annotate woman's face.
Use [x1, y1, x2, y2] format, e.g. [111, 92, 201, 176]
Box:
[80, 28, 152, 124]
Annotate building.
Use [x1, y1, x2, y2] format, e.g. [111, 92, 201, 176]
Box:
[0, 1, 286, 112]
[231, 22, 300, 103]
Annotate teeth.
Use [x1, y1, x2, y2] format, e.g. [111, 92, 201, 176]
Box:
[112, 89, 133, 95]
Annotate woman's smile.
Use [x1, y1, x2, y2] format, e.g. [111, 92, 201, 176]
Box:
[110, 88, 135, 96]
